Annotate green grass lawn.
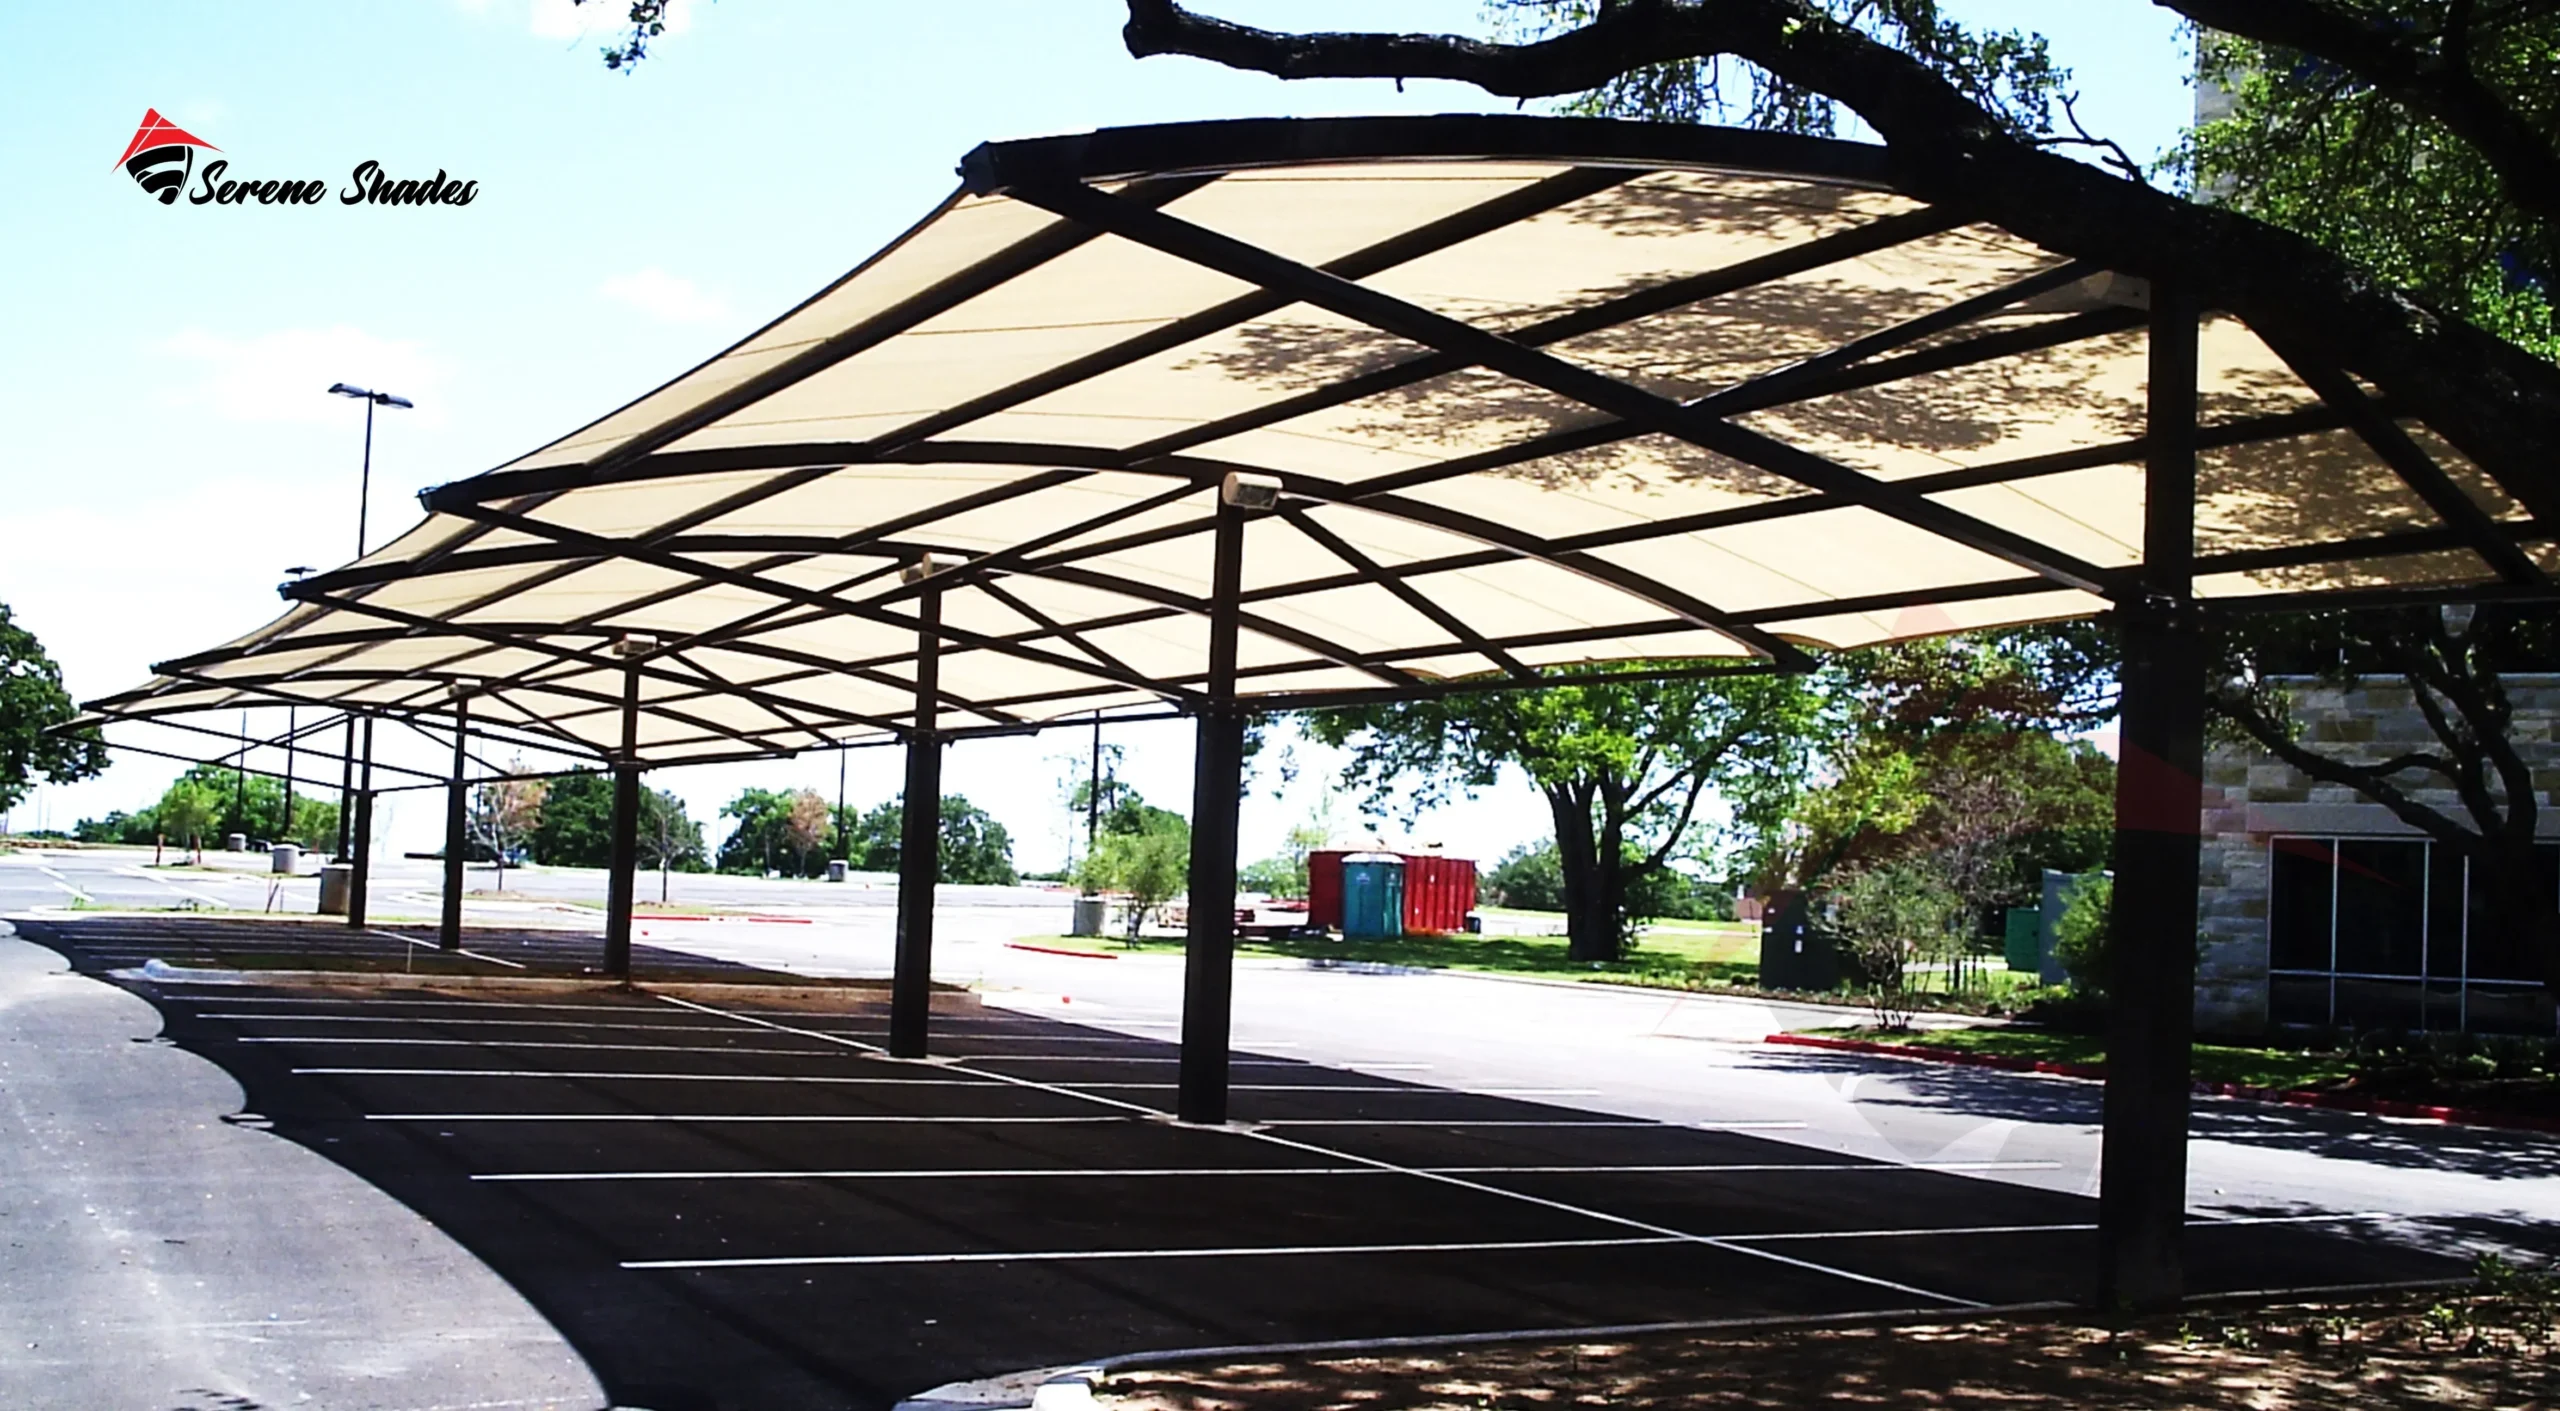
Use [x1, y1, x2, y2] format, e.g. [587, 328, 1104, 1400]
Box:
[1799, 1025, 2361, 1090]
[1015, 924, 1761, 991]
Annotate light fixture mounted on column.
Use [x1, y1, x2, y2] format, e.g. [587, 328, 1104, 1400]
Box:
[1220, 471, 1282, 512]
[899, 553, 946, 585]
[612, 633, 660, 658]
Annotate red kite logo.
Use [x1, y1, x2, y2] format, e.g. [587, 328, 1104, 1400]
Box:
[117, 109, 219, 205]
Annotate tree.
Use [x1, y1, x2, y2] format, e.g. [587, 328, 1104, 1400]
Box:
[844, 795, 1020, 884]
[0, 604, 106, 818]
[155, 777, 221, 863]
[783, 788, 831, 877]
[1108, 2, 2560, 532]
[1239, 818, 1330, 899]
[2178, 6, 2560, 359]
[469, 765, 548, 892]
[529, 770, 706, 894]
[717, 787, 800, 874]
[137, 763, 340, 854]
[1827, 856, 1966, 1028]
[529, 770, 615, 865]
[637, 786, 705, 902]
[1485, 839, 1568, 911]
[1307, 671, 1820, 961]
[2210, 604, 2560, 990]
[1082, 816, 1193, 941]
[1756, 633, 2114, 902]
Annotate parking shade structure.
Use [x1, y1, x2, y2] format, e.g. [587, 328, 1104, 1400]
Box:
[75, 115, 2560, 1307]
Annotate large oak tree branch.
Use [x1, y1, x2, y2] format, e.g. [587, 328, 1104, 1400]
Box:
[1119, 0, 2560, 531]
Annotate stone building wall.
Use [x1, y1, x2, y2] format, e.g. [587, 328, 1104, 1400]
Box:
[2194, 675, 2560, 1035]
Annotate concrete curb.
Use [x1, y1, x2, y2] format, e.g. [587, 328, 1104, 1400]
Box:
[1284, 955, 2003, 1027]
[1767, 1032, 2560, 1136]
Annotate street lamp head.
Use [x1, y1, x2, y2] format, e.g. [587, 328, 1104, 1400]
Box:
[327, 383, 413, 409]
[283, 565, 315, 579]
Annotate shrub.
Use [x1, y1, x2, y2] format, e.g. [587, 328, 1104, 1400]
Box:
[1826, 859, 1966, 1029]
[2053, 872, 2111, 997]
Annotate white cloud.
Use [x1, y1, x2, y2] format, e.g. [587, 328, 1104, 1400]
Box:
[598, 267, 729, 324]
[154, 325, 445, 426]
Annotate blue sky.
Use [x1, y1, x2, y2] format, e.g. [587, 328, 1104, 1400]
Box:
[0, 1, 2190, 867]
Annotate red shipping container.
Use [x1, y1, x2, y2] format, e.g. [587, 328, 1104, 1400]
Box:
[1308, 849, 1347, 929]
[1306, 849, 1476, 934]
[1400, 854, 1477, 934]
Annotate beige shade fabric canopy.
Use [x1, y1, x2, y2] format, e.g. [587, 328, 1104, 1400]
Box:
[87, 116, 2549, 764]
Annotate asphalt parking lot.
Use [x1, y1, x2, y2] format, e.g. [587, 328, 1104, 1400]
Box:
[13, 916, 2464, 1411]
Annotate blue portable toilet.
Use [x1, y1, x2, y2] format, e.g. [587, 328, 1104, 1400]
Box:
[1340, 853, 1406, 940]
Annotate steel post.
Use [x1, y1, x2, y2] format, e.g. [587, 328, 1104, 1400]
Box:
[890, 585, 944, 1059]
[2097, 284, 2206, 1312]
[1178, 502, 1246, 1124]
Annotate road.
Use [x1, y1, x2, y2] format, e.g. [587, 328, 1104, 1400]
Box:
[10, 845, 2553, 1253]
[4, 844, 2557, 1407]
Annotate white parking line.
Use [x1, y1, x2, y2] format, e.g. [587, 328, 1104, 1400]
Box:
[293, 1068, 1008, 1085]
[455, 947, 530, 970]
[646, 992, 1964, 1307]
[1258, 1120, 1806, 1130]
[36, 867, 92, 902]
[172, 997, 667, 1012]
[115, 866, 231, 908]
[1734, 1212, 2389, 1243]
[623, 1235, 1685, 1271]
[235, 1038, 842, 1055]
[194, 1014, 760, 1032]
[624, 1214, 2391, 1274]
[478, 1160, 2063, 1184]
[367, 1113, 1125, 1125]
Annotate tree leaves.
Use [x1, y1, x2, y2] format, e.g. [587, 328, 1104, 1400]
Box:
[0, 604, 104, 817]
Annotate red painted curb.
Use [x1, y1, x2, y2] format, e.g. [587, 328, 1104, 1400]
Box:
[1006, 941, 1118, 960]
[1764, 1033, 2560, 1136]
[747, 915, 813, 924]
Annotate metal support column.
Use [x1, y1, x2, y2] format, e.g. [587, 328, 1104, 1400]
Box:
[282, 706, 296, 846]
[335, 715, 355, 858]
[1178, 499, 1247, 1125]
[604, 665, 641, 981]
[2097, 284, 2207, 1312]
[346, 716, 375, 929]
[890, 584, 944, 1059]
[439, 694, 469, 950]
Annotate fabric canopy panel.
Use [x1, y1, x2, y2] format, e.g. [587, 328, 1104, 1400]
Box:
[92, 116, 2544, 764]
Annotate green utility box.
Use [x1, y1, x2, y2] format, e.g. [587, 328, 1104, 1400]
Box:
[2003, 907, 2041, 973]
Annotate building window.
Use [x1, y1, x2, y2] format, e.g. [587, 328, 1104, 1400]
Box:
[2265, 834, 2557, 1032]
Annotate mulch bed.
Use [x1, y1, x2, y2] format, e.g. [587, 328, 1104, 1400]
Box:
[1097, 1294, 2558, 1410]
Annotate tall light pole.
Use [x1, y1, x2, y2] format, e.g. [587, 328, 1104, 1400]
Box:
[282, 567, 313, 849]
[326, 383, 413, 557]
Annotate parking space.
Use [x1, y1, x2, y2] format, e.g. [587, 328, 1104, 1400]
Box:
[14, 917, 2465, 1411]
[19, 913, 798, 980]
